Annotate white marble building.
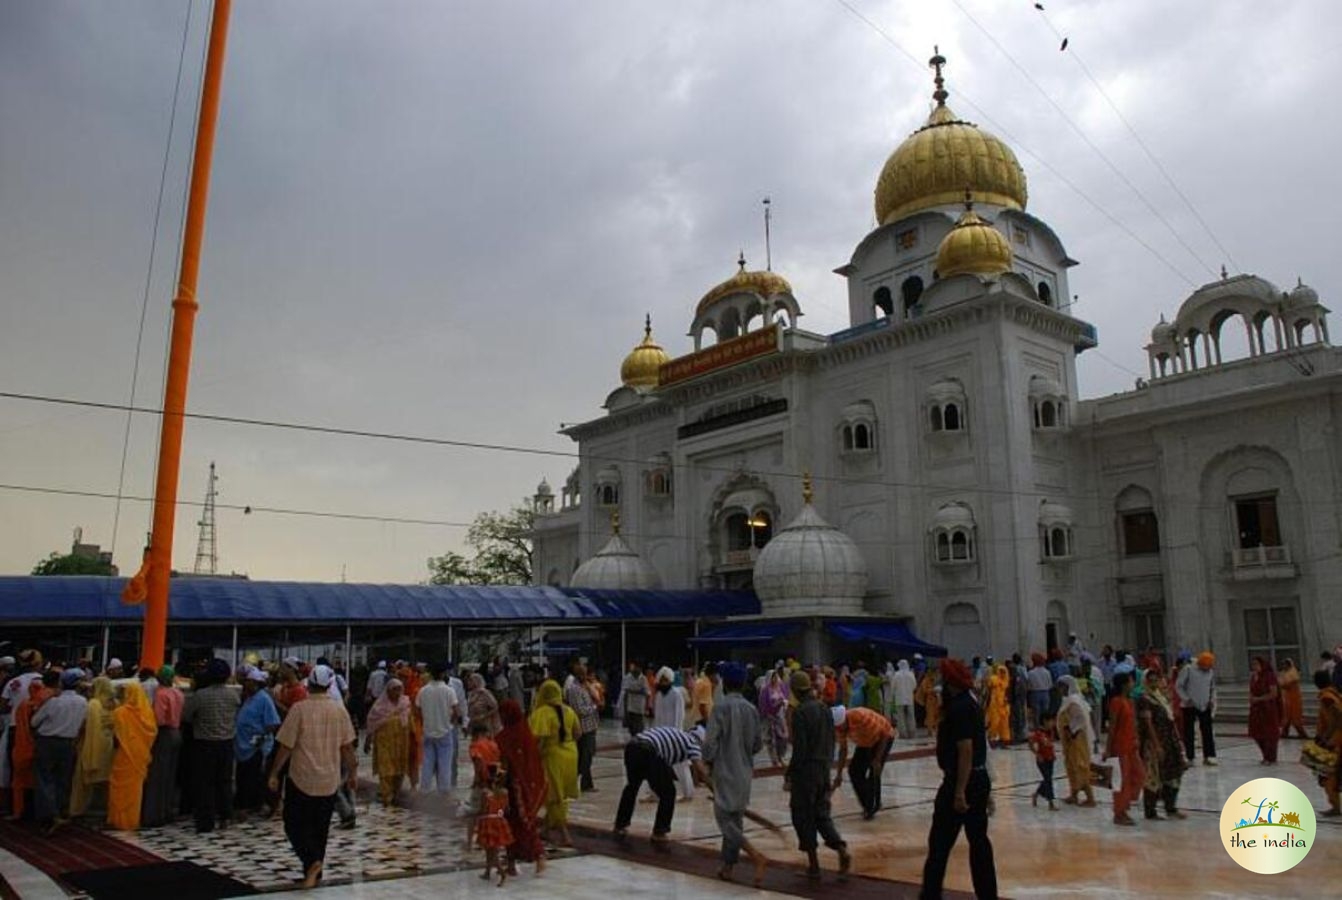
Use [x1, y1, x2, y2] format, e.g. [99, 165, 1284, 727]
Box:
[531, 56, 1340, 680]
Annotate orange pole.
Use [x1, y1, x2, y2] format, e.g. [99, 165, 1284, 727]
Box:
[142, 0, 233, 669]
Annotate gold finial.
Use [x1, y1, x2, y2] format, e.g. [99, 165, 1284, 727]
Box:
[644, 313, 652, 339]
[1220, 264, 1228, 280]
[610, 509, 621, 535]
[802, 471, 813, 505]
[930, 46, 949, 107]
[737, 250, 747, 273]
[963, 187, 974, 211]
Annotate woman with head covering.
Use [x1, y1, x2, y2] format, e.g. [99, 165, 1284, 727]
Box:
[364, 678, 411, 805]
[496, 699, 546, 873]
[985, 665, 1011, 747]
[916, 667, 941, 737]
[758, 670, 790, 767]
[141, 665, 184, 826]
[9, 680, 51, 820]
[467, 672, 501, 736]
[69, 677, 116, 817]
[107, 682, 157, 830]
[1055, 675, 1096, 807]
[1277, 658, 1308, 739]
[528, 679, 579, 846]
[1248, 656, 1281, 764]
[1136, 667, 1186, 820]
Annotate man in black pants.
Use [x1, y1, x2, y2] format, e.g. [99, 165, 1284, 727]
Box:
[785, 671, 851, 880]
[613, 724, 705, 841]
[921, 658, 997, 900]
[182, 658, 240, 833]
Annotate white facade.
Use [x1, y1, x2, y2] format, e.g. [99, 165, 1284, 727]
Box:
[531, 71, 1340, 681]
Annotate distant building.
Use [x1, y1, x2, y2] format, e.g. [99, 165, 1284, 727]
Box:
[69, 527, 117, 576]
[532, 55, 1340, 679]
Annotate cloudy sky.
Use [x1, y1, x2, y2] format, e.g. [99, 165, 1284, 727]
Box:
[1, 0, 1337, 583]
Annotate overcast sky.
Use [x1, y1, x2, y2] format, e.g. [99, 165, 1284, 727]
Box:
[1, 0, 1337, 583]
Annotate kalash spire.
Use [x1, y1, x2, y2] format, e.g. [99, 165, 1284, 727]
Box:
[873, 48, 1028, 226]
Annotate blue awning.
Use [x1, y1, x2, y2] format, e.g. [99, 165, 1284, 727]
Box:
[687, 620, 801, 646]
[824, 621, 947, 658]
[0, 576, 759, 624]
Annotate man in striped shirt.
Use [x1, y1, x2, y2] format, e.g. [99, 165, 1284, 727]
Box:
[613, 724, 707, 841]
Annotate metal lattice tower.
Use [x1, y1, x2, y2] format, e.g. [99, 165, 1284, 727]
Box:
[193, 462, 219, 575]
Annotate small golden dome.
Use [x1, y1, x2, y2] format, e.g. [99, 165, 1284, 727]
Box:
[620, 315, 669, 390]
[696, 254, 793, 317]
[935, 196, 1013, 278]
[874, 51, 1027, 226]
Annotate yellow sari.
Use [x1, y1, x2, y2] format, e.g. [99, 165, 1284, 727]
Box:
[70, 677, 116, 816]
[528, 679, 579, 828]
[108, 682, 157, 830]
[986, 666, 1011, 743]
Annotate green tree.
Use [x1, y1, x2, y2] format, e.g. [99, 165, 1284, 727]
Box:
[427, 504, 535, 586]
[32, 552, 115, 576]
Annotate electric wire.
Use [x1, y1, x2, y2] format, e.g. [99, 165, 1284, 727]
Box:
[110, 0, 197, 562]
[830, 0, 1200, 288]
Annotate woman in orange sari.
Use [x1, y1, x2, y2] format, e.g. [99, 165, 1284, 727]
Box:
[986, 665, 1012, 746]
[496, 699, 546, 874]
[8, 681, 50, 820]
[398, 667, 425, 789]
[1277, 659, 1308, 739]
[107, 682, 157, 830]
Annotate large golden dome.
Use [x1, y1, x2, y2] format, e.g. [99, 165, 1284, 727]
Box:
[874, 51, 1027, 226]
[696, 256, 793, 317]
[620, 315, 669, 390]
[936, 197, 1013, 278]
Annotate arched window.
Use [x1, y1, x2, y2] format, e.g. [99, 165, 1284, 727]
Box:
[1050, 527, 1069, 558]
[599, 484, 619, 506]
[929, 405, 944, 432]
[931, 503, 976, 565]
[901, 276, 924, 317]
[943, 402, 962, 431]
[951, 531, 969, 560]
[725, 512, 752, 552]
[1038, 281, 1053, 306]
[935, 532, 951, 562]
[853, 423, 871, 450]
[873, 286, 893, 318]
[842, 424, 854, 451]
[1039, 400, 1057, 428]
[1039, 500, 1074, 561]
[838, 402, 877, 456]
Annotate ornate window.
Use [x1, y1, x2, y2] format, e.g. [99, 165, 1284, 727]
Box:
[1039, 501, 1074, 561]
[595, 466, 621, 508]
[931, 502, 976, 565]
[1029, 375, 1068, 430]
[1116, 485, 1159, 556]
[873, 286, 894, 319]
[901, 275, 924, 318]
[644, 453, 673, 499]
[561, 467, 582, 510]
[926, 379, 967, 434]
[838, 401, 877, 456]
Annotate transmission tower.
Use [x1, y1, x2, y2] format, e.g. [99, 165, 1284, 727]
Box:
[193, 462, 219, 575]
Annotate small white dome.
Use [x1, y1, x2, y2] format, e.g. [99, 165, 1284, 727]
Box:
[536, 478, 553, 496]
[753, 502, 868, 617]
[1151, 316, 1176, 344]
[1286, 279, 1319, 309]
[570, 533, 661, 590]
[931, 502, 975, 532]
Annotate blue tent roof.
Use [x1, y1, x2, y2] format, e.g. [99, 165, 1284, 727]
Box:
[825, 620, 947, 658]
[0, 576, 759, 624]
[687, 620, 802, 646]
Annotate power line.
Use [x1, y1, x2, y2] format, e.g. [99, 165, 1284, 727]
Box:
[830, 0, 1200, 288]
[946, 0, 1217, 280]
[1031, 8, 1240, 272]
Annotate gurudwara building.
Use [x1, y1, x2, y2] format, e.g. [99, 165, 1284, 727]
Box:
[531, 55, 1341, 680]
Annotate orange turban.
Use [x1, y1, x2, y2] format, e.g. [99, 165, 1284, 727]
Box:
[1197, 652, 1215, 670]
[940, 658, 974, 691]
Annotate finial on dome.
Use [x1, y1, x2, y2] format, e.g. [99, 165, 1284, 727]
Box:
[1220, 263, 1228, 280]
[610, 509, 621, 535]
[737, 250, 747, 273]
[644, 312, 652, 339]
[930, 46, 949, 107]
[963, 187, 974, 210]
[802, 471, 813, 505]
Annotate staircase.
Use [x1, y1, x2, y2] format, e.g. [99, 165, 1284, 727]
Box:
[1214, 681, 1318, 728]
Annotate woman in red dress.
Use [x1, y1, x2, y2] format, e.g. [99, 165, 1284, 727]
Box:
[476, 766, 514, 886]
[495, 699, 547, 874]
[1248, 656, 1281, 764]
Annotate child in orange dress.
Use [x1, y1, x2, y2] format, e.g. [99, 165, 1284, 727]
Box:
[477, 765, 514, 886]
[465, 722, 501, 850]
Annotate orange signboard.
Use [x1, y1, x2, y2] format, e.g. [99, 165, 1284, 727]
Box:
[659, 327, 780, 386]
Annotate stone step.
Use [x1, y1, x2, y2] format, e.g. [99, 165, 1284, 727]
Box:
[1208, 683, 1319, 725]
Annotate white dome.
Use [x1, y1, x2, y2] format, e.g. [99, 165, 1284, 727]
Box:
[1151, 316, 1176, 344]
[753, 503, 868, 616]
[1286, 279, 1319, 309]
[536, 478, 553, 496]
[570, 533, 661, 590]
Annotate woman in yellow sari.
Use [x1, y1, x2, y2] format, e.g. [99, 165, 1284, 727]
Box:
[108, 682, 157, 830]
[528, 679, 579, 846]
[70, 677, 116, 817]
[986, 665, 1011, 746]
[365, 678, 411, 806]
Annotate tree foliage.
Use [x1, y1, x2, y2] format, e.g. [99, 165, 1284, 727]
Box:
[32, 552, 115, 576]
[427, 504, 534, 586]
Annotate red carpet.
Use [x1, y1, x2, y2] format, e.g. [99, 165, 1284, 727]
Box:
[0, 818, 162, 878]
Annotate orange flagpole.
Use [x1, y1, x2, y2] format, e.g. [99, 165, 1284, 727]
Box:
[139, 0, 233, 669]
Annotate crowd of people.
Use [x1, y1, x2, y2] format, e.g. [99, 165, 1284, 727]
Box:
[0, 637, 1338, 894]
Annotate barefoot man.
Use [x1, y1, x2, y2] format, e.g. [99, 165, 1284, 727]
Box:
[785, 670, 851, 881]
[702, 662, 768, 886]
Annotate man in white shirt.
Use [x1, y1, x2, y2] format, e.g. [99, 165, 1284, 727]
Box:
[416, 664, 460, 793]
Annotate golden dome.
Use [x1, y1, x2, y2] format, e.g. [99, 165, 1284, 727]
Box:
[620, 315, 669, 390]
[696, 254, 793, 317]
[874, 51, 1027, 226]
[935, 197, 1013, 278]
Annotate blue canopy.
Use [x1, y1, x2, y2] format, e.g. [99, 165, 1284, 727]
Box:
[687, 620, 801, 646]
[825, 620, 947, 658]
[0, 576, 760, 624]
